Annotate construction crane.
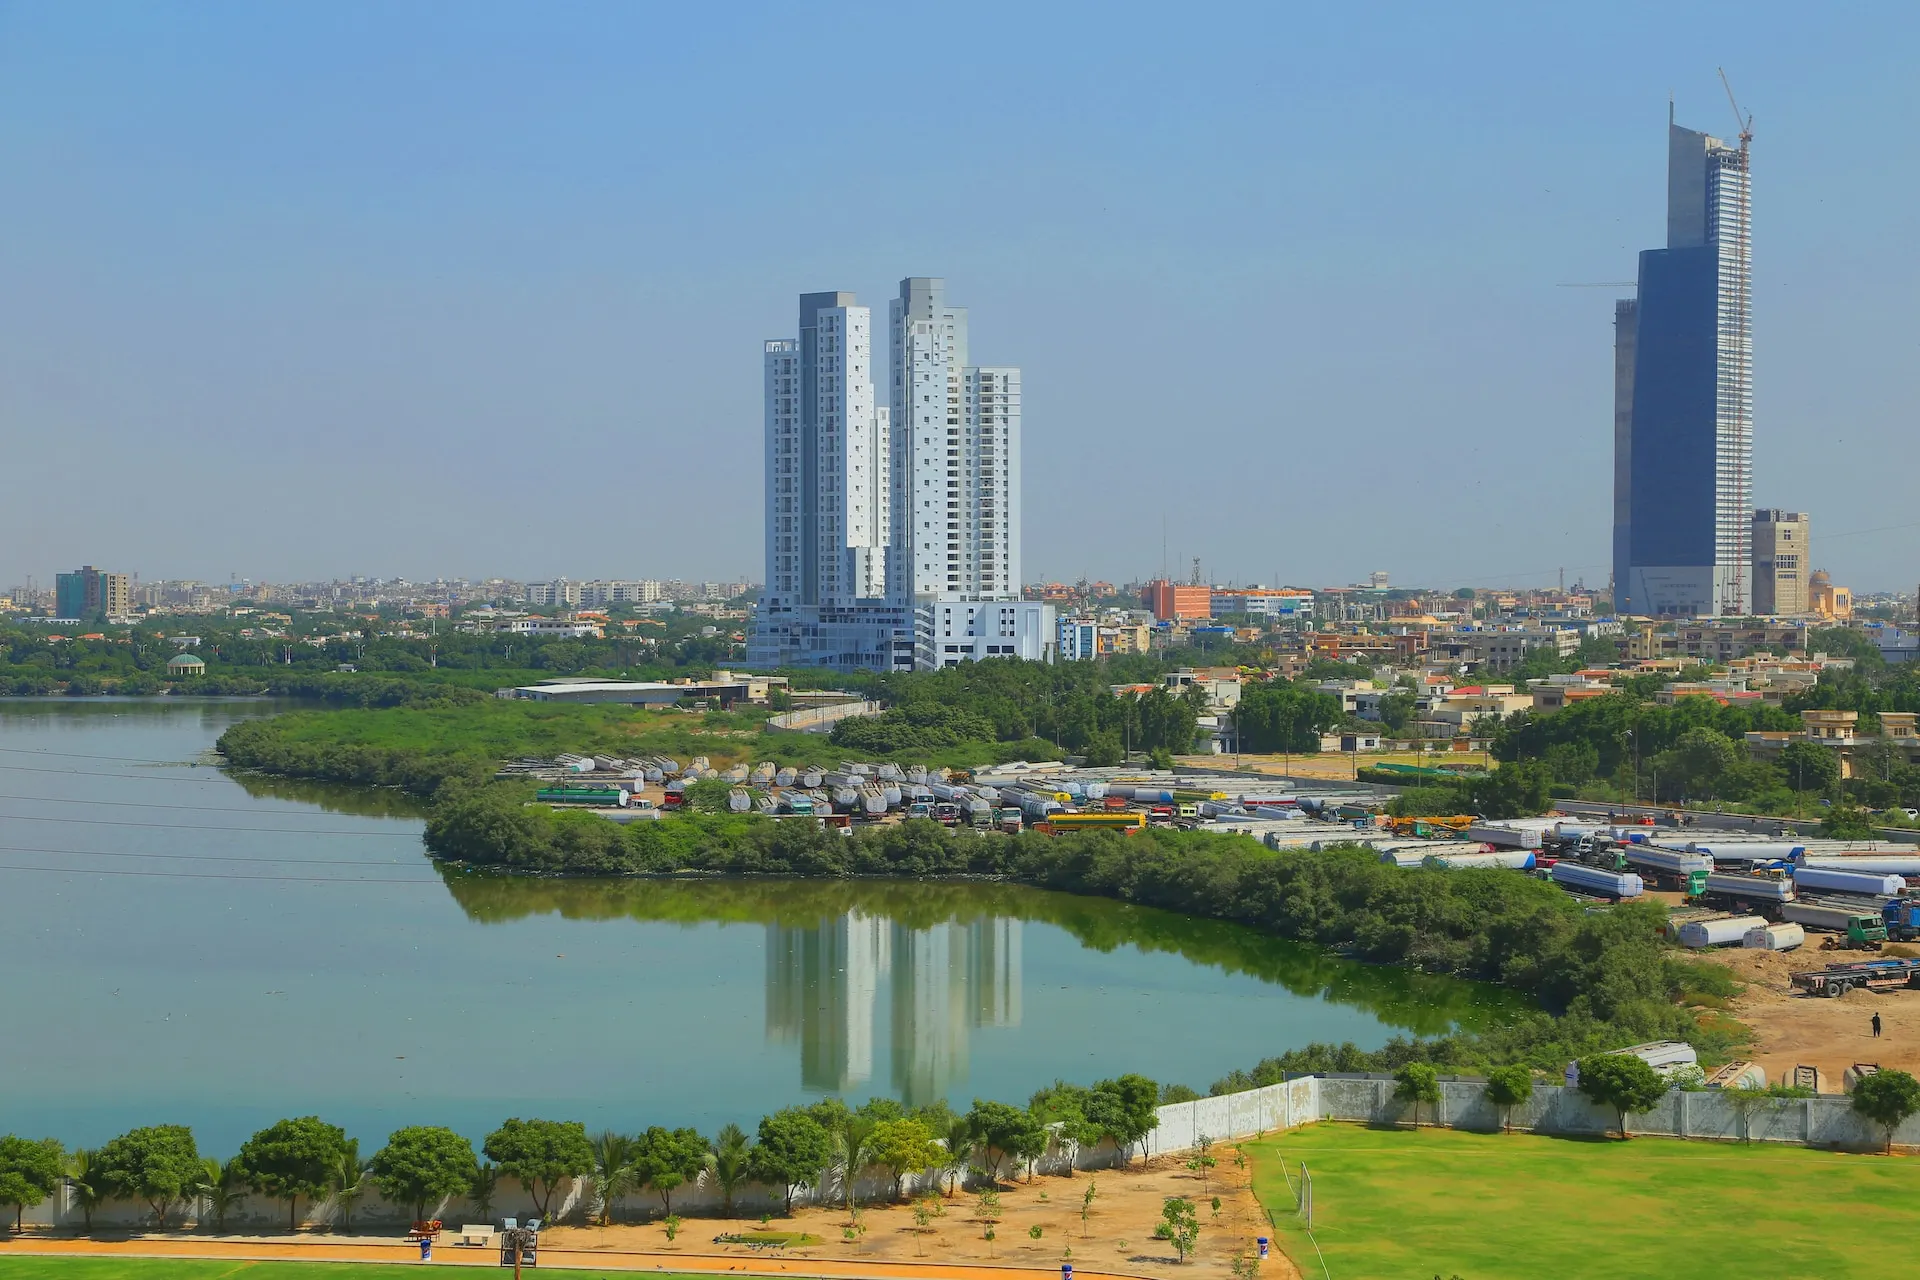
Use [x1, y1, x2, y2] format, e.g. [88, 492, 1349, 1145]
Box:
[1718, 67, 1753, 152]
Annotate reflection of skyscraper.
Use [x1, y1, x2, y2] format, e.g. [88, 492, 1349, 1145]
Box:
[764, 912, 890, 1092]
[890, 918, 1024, 1106]
[764, 910, 1022, 1105]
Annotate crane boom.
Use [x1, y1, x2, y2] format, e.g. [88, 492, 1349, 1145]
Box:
[1717, 67, 1754, 150]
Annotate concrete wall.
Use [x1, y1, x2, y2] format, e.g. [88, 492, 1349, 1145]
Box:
[23, 1072, 1915, 1231]
[765, 700, 884, 732]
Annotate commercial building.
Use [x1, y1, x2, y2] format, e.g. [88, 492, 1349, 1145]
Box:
[1141, 580, 1211, 622]
[1751, 510, 1809, 615]
[1614, 109, 1754, 617]
[919, 600, 1055, 668]
[1209, 588, 1315, 621]
[54, 566, 130, 620]
[749, 281, 1034, 670]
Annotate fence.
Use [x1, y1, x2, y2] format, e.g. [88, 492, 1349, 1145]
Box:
[23, 1072, 1916, 1230]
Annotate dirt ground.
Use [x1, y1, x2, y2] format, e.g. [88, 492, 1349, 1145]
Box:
[541, 1152, 1296, 1280]
[1700, 945, 1920, 1088]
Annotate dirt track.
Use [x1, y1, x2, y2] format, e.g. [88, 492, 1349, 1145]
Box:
[1702, 946, 1920, 1087]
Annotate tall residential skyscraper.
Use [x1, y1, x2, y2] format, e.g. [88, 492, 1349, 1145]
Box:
[752, 292, 914, 671]
[752, 280, 1049, 670]
[889, 278, 1021, 604]
[1613, 109, 1754, 618]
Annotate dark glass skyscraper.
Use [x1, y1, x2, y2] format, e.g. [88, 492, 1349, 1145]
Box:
[1614, 111, 1753, 617]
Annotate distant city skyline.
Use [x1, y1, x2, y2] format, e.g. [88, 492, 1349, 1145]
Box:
[4, 7, 1918, 591]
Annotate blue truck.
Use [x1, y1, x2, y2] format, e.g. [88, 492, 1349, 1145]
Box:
[1883, 898, 1920, 942]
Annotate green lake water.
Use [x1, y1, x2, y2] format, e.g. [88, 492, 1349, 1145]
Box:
[0, 700, 1523, 1153]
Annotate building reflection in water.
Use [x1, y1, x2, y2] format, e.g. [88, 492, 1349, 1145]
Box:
[765, 912, 1021, 1105]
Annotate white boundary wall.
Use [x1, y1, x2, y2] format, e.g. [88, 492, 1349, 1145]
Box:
[24, 1073, 1916, 1230]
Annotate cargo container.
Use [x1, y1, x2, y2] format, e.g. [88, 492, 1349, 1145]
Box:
[1742, 922, 1805, 951]
[1789, 865, 1905, 897]
[1676, 915, 1769, 948]
[1550, 862, 1643, 898]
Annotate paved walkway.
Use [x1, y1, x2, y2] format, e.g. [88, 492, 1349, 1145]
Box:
[2, 1236, 1146, 1280]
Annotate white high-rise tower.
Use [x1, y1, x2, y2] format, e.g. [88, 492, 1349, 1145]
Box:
[889, 278, 1021, 604]
[751, 281, 1049, 670]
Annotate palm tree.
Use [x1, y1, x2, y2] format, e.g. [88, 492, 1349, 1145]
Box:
[587, 1131, 635, 1227]
[706, 1125, 751, 1218]
[65, 1150, 107, 1233]
[329, 1139, 372, 1234]
[941, 1118, 974, 1197]
[831, 1115, 881, 1211]
[193, 1158, 248, 1234]
[468, 1163, 498, 1222]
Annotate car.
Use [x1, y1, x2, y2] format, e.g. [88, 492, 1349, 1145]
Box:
[1884, 807, 1920, 823]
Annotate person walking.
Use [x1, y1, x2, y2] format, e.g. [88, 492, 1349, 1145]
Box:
[1872, 1011, 1883, 1038]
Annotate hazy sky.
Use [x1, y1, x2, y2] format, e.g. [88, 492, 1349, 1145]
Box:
[3, 2, 1915, 593]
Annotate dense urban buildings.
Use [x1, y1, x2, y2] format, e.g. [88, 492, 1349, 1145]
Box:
[1614, 109, 1755, 618]
[750, 280, 1052, 671]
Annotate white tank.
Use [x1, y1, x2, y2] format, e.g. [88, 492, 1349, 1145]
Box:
[1677, 915, 1769, 948]
[1797, 856, 1920, 876]
[1550, 862, 1643, 898]
[1742, 922, 1805, 951]
[1790, 865, 1906, 897]
[1688, 842, 1806, 862]
[1421, 850, 1536, 871]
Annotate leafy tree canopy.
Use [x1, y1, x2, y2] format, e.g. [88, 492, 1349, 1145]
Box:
[370, 1126, 477, 1221]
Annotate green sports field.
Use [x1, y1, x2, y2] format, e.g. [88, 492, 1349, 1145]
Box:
[1247, 1123, 1920, 1280]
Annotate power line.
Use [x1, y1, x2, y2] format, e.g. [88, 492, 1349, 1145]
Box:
[0, 745, 218, 765]
[0, 812, 419, 837]
[0, 842, 423, 867]
[0, 791, 422, 818]
[0, 762, 231, 783]
[0, 863, 441, 885]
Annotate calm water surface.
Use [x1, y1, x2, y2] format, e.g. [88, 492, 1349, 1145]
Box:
[0, 700, 1521, 1152]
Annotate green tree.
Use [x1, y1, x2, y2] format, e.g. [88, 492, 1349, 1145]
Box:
[467, 1162, 498, 1221]
[1780, 739, 1842, 801]
[1654, 727, 1739, 800]
[869, 1118, 941, 1202]
[1393, 1063, 1441, 1129]
[587, 1130, 636, 1226]
[370, 1127, 477, 1225]
[1576, 1054, 1669, 1139]
[963, 1101, 1045, 1184]
[1483, 1065, 1534, 1133]
[94, 1125, 202, 1229]
[749, 1109, 831, 1215]
[0, 1135, 63, 1232]
[1085, 1075, 1161, 1168]
[1821, 803, 1880, 840]
[1851, 1069, 1920, 1154]
[1153, 1196, 1200, 1263]
[64, 1150, 108, 1232]
[193, 1158, 248, 1233]
[707, 1124, 752, 1218]
[236, 1116, 349, 1231]
[633, 1126, 707, 1215]
[329, 1138, 371, 1233]
[680, 778, 735, 813]
[483, 1119, 593, 1221]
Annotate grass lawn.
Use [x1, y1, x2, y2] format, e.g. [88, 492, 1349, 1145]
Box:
[1247, 1122, 1920, 1280]
[0, 1263, 710, 1280]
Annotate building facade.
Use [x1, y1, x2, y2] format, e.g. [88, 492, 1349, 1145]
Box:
[1752, 509, 1809, 616]
[751, 282, 1029, 671]
[54, 566, 129, 620]
[1615, 111, 1754, 617]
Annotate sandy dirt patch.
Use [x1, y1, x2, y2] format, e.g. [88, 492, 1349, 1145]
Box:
[541, 1153, 1295, 1280]
[1701, 945, 1920, 1087]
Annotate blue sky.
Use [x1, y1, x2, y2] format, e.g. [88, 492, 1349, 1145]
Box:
[1, 1, 1914, 592]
